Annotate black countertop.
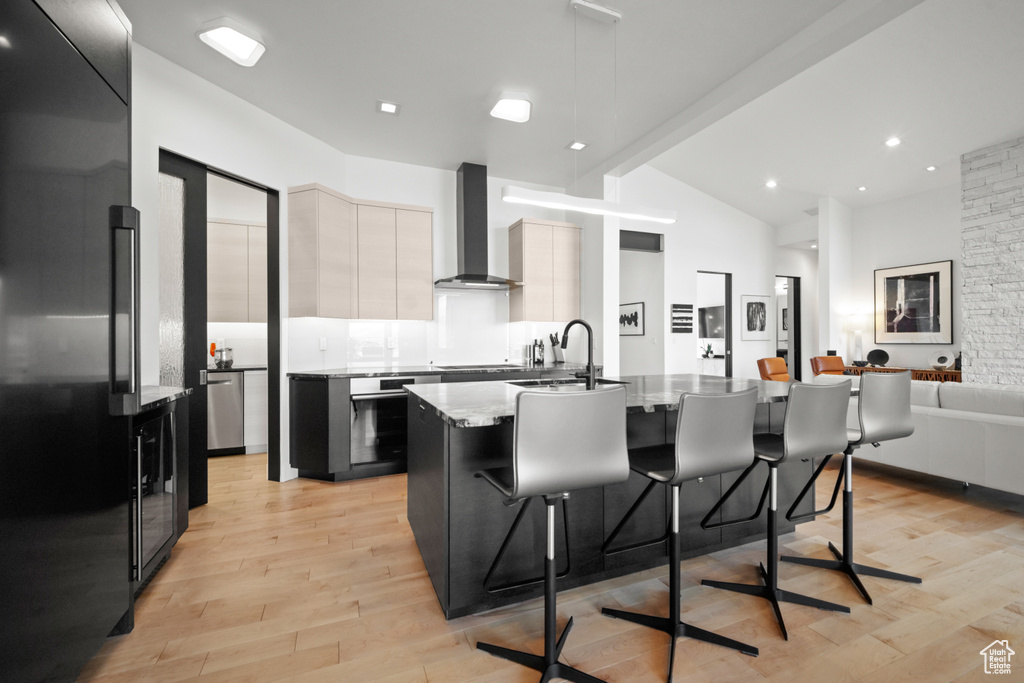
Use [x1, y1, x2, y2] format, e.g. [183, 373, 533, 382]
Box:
[287, 363, 598, 380]
[140, 385, 191, 411]
[207, 365, 267, 373]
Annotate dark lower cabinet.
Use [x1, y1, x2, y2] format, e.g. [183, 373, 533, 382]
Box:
[408, 401, 817, 619]
[131, 398, 189, 594]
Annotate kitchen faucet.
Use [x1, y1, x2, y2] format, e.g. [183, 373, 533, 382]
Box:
[561, 318, 596, 390]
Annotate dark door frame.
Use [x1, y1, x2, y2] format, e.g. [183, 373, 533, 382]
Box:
[777, 275, 802, 381]
[158, 150, 283, 506]
[697, 270, 733, 377]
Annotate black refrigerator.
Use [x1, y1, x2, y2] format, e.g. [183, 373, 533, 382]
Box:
[0, 1, 140, 680]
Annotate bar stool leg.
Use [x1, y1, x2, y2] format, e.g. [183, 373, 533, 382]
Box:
[781, 452, 921, 604]
[603, 486, 757, 681]
[702, 464, 850, 640]
[477, 498, 608, 683]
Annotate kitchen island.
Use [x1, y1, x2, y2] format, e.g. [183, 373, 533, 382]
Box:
[406, 374, 815, 619]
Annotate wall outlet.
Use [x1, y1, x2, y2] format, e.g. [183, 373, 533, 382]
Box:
[319, 337, 328, 351]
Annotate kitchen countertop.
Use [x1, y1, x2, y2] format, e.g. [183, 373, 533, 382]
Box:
[287, 363, 598, 379]
[140, 385, 192, 411]
[406, 373, 791, 428]
[207, 364, 267, 373]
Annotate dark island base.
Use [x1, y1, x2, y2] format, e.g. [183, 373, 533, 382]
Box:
[408, 400, 815, 620]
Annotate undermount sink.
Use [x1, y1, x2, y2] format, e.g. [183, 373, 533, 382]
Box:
[506, 378, 629, 388]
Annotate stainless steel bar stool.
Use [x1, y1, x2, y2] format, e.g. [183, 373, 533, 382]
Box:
[701, 381, 853, 640]
[781, 370, 921, 603]
[601, 388, 760, 683]
[475, 386, 630, 683]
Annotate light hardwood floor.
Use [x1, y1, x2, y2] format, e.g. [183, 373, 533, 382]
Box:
[79, 454, 1024, 682]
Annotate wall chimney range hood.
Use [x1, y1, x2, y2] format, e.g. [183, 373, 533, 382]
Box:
[434, 162, 522, 290]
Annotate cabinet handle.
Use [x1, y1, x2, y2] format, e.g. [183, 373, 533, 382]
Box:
[135, 435, 144, 581]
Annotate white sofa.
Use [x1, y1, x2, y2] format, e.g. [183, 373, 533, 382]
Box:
[840, 378, 1024, 496]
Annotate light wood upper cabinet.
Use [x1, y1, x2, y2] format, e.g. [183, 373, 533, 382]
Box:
[356, 204, 398, 320]
[396, 209, 434, 320]
[208, 222, 251, 322]
[508, 219, 580, 322]
[247, 226, 267, 322]
[288, 183, 433, 321]
[288, 186, 356, 319]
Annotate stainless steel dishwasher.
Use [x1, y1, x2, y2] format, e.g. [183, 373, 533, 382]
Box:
[208, 371, 244, 455]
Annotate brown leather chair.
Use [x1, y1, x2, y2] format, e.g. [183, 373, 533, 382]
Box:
[810, 355, 846, 376]
[757, 357, 790, 382]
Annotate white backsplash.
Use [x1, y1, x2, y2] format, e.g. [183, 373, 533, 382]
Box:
[207, 322, 268, 367]
[287, 290, 585, 370]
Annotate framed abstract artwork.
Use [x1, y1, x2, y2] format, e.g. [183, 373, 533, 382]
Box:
[874, 260, 952, 344]
[741, 295, 770, 341]
[619, 302, 645, 336]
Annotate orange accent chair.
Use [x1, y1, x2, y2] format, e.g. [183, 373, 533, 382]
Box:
[810, 356, 846, 376]
[757, 357, 790, 382]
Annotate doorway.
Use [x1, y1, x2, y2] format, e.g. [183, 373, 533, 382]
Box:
[775, 275, 802, 381]
[696, 271, 732, 377]
[158, 150, 282, 509]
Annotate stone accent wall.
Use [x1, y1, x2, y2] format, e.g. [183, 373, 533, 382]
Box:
[961, 136, 1024, 384]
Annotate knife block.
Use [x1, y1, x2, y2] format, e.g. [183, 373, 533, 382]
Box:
[552, 345, 565, 363]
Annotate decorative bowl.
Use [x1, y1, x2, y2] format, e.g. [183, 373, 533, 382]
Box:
[932, 363, 948, 370]
[852, 360, 868, 367]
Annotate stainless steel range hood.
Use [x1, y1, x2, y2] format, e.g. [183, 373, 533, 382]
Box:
[434, 162, 521, 290]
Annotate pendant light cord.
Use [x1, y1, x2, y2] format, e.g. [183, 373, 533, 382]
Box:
[573, 8, 578, 195]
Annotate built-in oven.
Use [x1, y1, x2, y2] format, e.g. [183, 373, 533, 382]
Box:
[349, 375, 440, 466]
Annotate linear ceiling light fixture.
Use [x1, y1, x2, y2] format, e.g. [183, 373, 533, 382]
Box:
[490, 92, 532, 123]
[569, 0, 622, 22]
[501, 186, 676, 224]
[197, 18, 265, 66]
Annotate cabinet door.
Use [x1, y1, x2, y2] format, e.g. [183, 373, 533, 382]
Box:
[396, 209, 433, 320]
[357, 205, 397, 319]
[551, 225, 579, 321]
[319, 192, 354, 319]
[248, 226, 267, 322]
[243, 371, 269, 449]
[287, 189, 319, 317]
[522, 222, 553, 321]
[207, 222, 249, 322]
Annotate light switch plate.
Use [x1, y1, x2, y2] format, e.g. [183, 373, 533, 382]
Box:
[319, 337, 327, 351]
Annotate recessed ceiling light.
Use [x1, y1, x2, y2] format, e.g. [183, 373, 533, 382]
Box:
[490, 93, 531, 123]
[765, 179, 777, 189]
[378, 100, 400, 115]
[197, 18, 265, 67]
[858, 186, 867, 192]
[0, 36, 11, 49]
[885, 137, 902, 147]
[926, 165, 937, 172]
[811, 243, 817, 249]
[567, 141, 587, 151]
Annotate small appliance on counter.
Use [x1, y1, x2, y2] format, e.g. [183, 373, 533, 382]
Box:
[214, 346, 234, 369]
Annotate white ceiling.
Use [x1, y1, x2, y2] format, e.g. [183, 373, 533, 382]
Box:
[117, 0, 1024, 228]
[649, 0, 1024, 227]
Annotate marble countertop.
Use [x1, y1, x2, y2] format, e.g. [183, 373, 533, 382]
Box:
[140, 385, 191, 411]
[407, 373, 791, 428]
[287, 363, 598, 379]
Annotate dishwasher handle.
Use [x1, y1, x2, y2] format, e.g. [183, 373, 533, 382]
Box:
[208, 378, 234, 385]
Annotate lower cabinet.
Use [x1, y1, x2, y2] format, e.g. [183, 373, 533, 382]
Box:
[243, 370, 268, 451]
[128, 397, 189, 596]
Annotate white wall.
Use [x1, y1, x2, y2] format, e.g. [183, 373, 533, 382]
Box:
[619, 250, 665, 375]
[611, 165, 778, 379]
[850, 183, 961, 368]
